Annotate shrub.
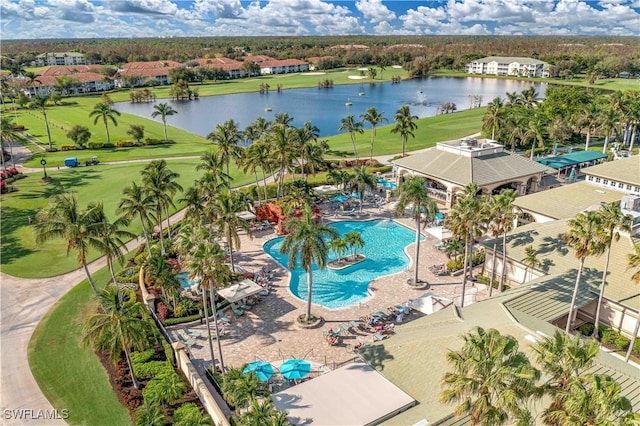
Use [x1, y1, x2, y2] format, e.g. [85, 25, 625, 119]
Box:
[634, 337, 640, 355]
[133, 361, 172, 380]
[614, 334, 630, 351]
[157, 302, 169, 322]
[130, 349, 156, 364]
[87, 142, 104, 149]
[102, 143, 115, 148]
[45, 147, 58, 152]
[142, 371, 187, 406]
[116, 266, 141, 284]
[600, 327, 617, 346]
[116, 139, 137, 147]
[471, 249, 486, 266]
[173, 403, 211, 426]
[577, 322, 595, 337]
[447, 258, 463, 272]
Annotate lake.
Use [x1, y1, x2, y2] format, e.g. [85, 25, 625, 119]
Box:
[114, 76, 547, 138]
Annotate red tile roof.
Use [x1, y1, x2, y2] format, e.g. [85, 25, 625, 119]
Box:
[120, 60, 183, 70]
[33, 72, 108, 86]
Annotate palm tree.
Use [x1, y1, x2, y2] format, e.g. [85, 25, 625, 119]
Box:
[91, 202, 136, 285]
[207, 119, 243, 177]
[269, 123, 299, 199]
[328, 237, 348, 262]
[338, 115, 364, 163]
[34, 192, 104, 294]
[89, 102, 120, 145]
[348, 166, 377, 213]
[244, 141, 272, 202]
[151, 102, 178, 141]
[445, 183, 485, 307]
[280, 206, 339, 321]
[0, 115, 20, 170]
[483, 97, 504, 140]
[177, 222, 229, 371]
[523, 246, 541, 283]
[327, 169, 350, 192]
[394, 175, 438, 285]
[239, 398, 291, 426]
[485, 189, 517, 295]
[118, 181, 157, 258]
[592, 202, 633, 338]
[146, 371, 187, 406]
[563, 211, 606, 333]
[297, 121, 320, 180]
[196, 150, 232, 189]
[598, 106, 621, 155]
[391, 105, 418, 157]
[577, 100, 602, 151]
[626, 244, 640, 362]
[83, 287, 154, 389]
[221, 368, 269, 414]
[30, 94, 53, 148]
[360, 107, 388, 162]
[440, 327, 540, 425]
[141, 160, 183, 249]
[209, 189, 252, 272]
[344, 230, 364, 260]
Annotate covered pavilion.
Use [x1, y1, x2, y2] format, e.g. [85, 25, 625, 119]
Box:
[535, 150, 608, 178]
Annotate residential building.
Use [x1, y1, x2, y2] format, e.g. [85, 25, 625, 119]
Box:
[466, 56, 550, 78]
[258, 59, 309, 75]
[392, 138, 553, 208]
[192, 57, 244, 78]
[24, 65, 113, 96]
[32, 52, 87, 67]
[115, 60, 183, 87]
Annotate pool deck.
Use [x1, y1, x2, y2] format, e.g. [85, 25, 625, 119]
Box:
[168, 204, 490, 377]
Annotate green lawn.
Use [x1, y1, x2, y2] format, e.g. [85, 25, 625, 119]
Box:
[1, 160, 254, 278]
[28, 268, 131, 426]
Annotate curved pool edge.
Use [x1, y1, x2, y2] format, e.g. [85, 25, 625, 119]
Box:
[261, 218, 425, 311]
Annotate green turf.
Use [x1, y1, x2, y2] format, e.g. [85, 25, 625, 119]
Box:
[28, 268, 131, 426]
[0, 160, 254, 278]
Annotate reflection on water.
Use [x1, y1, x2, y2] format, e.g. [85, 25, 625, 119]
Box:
[114, 76, 546, 138]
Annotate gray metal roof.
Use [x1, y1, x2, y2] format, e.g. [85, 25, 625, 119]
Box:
[472, 56, 548, 65]
[393, 149, 551, 187]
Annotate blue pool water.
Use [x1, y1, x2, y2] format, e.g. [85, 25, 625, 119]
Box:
[263, 219, 423, 309]
[332, 194, 349, 202]
[176, 272, 199, 289]
[377, 178, 397, 189]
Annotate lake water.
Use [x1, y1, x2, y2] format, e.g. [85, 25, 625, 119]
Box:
[114, 76, 547, 138]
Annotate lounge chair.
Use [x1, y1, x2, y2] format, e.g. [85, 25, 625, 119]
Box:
[177, 333, 196, 347]
[230, 302, 245, 316]
[350, 320, 367, 332]
[373, 332, 388, 342]
[182, 326, 203, 339]
[340, 323, 352, 333]
[217, 309, 231, 323]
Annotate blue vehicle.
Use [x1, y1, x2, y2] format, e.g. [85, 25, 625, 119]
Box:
[64, 157, 79, 167]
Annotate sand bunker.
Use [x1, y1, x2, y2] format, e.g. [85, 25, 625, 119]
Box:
[303, 72, 326, 75]
[347, 75, 367, 80]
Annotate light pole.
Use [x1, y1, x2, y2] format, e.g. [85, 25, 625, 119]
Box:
[40, 158, 47, 179]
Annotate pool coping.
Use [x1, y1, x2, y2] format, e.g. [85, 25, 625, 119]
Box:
[262, 217, 427, 311]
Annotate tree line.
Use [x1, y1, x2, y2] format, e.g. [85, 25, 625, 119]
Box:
[3, 35, 639, 78]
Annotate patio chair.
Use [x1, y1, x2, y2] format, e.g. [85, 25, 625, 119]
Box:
[217, 309, 231, 323]
[182, 326, 203, 339]
[177, 333, 196, 347]
[230, 302, 245, 316]
[372, 332, 388, 342]
[340, 323, 352, 334]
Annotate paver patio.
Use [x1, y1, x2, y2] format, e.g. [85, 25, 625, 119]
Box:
[168, 204, 490, 378]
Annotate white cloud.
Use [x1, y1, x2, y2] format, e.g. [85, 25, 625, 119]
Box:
[355, 0, 396, 23]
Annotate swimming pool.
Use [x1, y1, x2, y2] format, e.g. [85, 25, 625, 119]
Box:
[377, 178, 397, 189]
[176, 271, 199, 289]
[263, 219, 423, 309]
[332, 194, 349, 202]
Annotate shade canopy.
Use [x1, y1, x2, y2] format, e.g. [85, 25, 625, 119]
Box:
[243, 360, 275, 382]
[217, 279, 264, 303]
[425, 226, 453, 241]
[279, 358, 312, 380]
[535, 151, 607, 170]
[314, 184, 339, 195]
[409, 292, 453, 315]
[236, 210, 256, 221]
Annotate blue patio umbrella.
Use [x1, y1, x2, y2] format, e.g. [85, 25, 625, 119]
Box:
[279, 358, 312, 380]
[243, 360, 275, 382]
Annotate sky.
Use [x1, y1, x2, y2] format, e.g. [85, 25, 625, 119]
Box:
[1, 0, 639, 40]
